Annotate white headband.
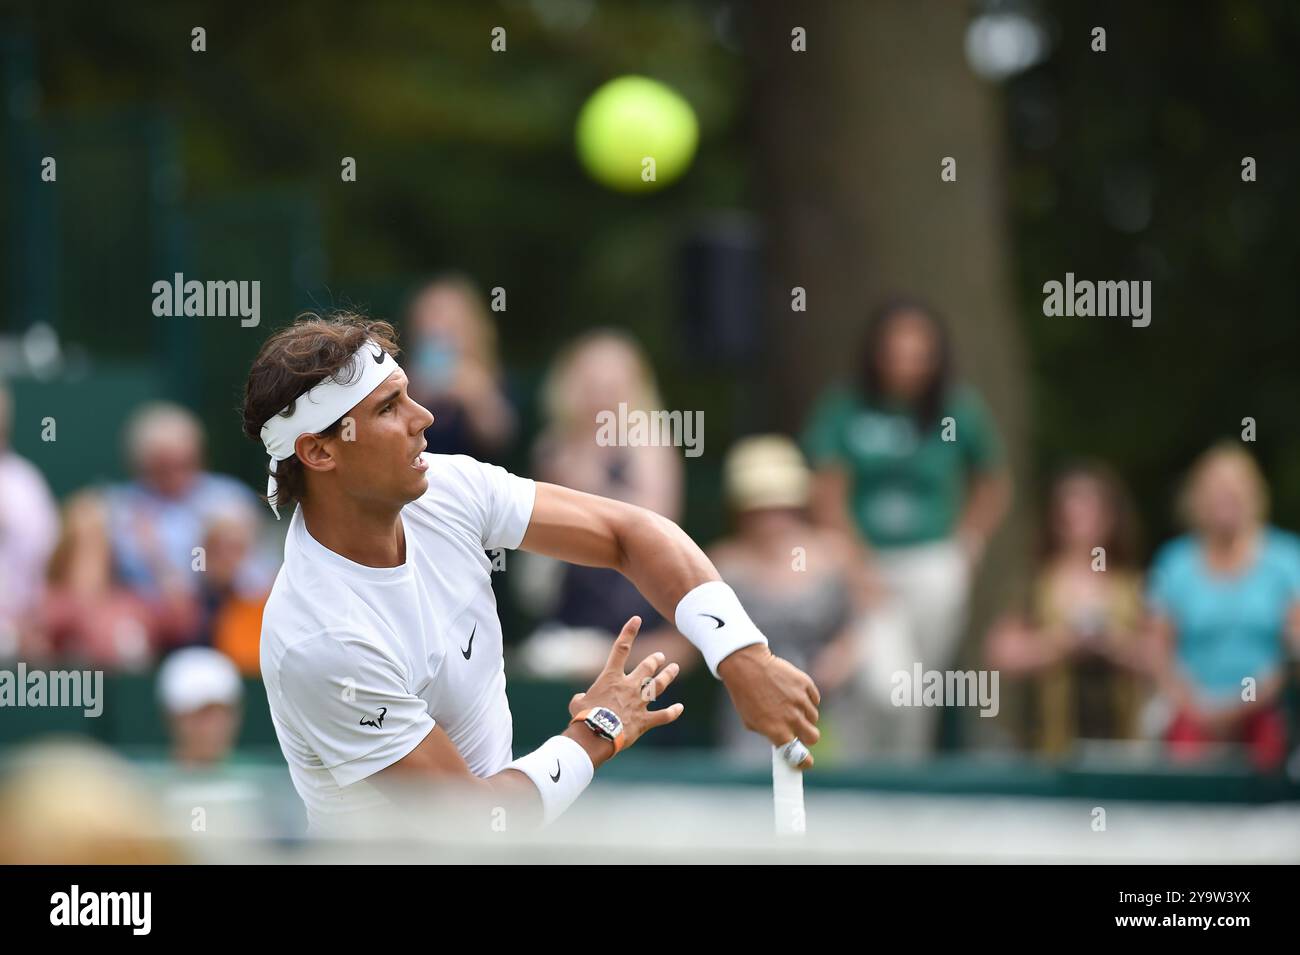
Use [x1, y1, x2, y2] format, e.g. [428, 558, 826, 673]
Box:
[259, 339, 399, 519]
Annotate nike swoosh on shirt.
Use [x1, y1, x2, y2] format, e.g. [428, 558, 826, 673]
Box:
[461, 623, 476, 660]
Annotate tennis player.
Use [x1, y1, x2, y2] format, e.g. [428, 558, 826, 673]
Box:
[242, 315, 821, 833]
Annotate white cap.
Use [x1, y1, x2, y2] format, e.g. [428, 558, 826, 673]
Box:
[723, 434, 811, 512]
[157, 647, 243, 715]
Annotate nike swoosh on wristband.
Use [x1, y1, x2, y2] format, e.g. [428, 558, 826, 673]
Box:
[461, 623, 476, 660]
[699, 613, 725, 628]
[550, 761, 561, 782]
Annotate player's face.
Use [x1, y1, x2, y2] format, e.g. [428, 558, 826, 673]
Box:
[331, 368, 436, 508]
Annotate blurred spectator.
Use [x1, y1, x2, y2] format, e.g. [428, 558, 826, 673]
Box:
[707, 435, 869, 762]
[157, 647, 244, 768]
[1148, 444, 1300, 771]
[196, 505, 269, 674]
[155, 647, 285, 844]
[986, 464, 1148, 757]
[515, 331, 683, 676]
[404, 274, 517, 461]
[534, 329, 681, 521]
[0, 739, 183, 864]
[0, 381, 60, 658]
[104, 401, 263, 605]
[29, 491, 193, 669]
[802, 298, 1010, 754]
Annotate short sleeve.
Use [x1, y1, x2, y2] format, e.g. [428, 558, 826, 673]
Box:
[275, 633, 435, 788]
[951, 388, 1002, 472]
[446, 455, 537, 551]
[800, 386, 855, 468]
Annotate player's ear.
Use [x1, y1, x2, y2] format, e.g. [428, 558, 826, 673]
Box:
[294, 432, 336, 474]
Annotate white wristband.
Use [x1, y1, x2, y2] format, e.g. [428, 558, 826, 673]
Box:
[505, 734, 595, 826]
[674, 580, 768, 678]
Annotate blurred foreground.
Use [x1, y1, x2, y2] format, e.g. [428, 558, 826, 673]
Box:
[2, 739, 1297, 864]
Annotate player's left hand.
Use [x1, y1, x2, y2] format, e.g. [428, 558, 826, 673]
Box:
[568, 615, 685, 751]
[717, 644, 820, 768]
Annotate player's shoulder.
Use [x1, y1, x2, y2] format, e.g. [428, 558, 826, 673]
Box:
[409, 452, 518, 512]
[262, 623, 397, 707]
[260, 563, 356, 656]
[260, 583, 385, 679]
[406, 452, 476, 513]
[422, 452, 504, 484]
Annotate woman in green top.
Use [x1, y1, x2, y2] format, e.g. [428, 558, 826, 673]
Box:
[802, 298, 1011, 755]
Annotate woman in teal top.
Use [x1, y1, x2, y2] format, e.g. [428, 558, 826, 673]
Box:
[1148, 443, 1300, 771]
[801, 298, 1011, 755]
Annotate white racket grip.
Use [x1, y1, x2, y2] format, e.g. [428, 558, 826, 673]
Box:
[772, 745, 806, 836]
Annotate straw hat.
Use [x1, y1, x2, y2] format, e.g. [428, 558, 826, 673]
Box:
[723, 435, 812, 512]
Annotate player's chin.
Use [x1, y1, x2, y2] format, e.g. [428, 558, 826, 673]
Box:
[406, 467, 430, 495]
[404, 469, 430, 498]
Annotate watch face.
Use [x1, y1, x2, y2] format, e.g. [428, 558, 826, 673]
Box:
[589, 708, 621, 738]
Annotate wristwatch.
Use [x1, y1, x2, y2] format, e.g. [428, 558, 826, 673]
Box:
[571, 706, 627, 755]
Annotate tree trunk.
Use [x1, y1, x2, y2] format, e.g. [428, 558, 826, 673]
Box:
[746, 0, 1032, 735]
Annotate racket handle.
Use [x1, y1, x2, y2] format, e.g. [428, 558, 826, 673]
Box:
[772, 745, 806, 836]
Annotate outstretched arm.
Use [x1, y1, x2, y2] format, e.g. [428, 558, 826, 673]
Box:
[376, 616, 682, 826]
[520, 482, 822, 761]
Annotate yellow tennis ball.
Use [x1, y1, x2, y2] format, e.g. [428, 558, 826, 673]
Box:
[576, 75, 699, 193]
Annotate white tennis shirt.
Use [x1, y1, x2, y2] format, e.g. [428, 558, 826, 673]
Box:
[259, 453, 536, 833]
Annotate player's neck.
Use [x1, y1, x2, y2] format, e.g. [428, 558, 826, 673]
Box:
[301, 494, 407, 569]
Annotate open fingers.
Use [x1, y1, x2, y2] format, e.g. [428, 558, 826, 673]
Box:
[630, 649, 666, 682]
[605, 616, 642, 673]
[644, 702, 685, 729]
[641, 661, 680, 702]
